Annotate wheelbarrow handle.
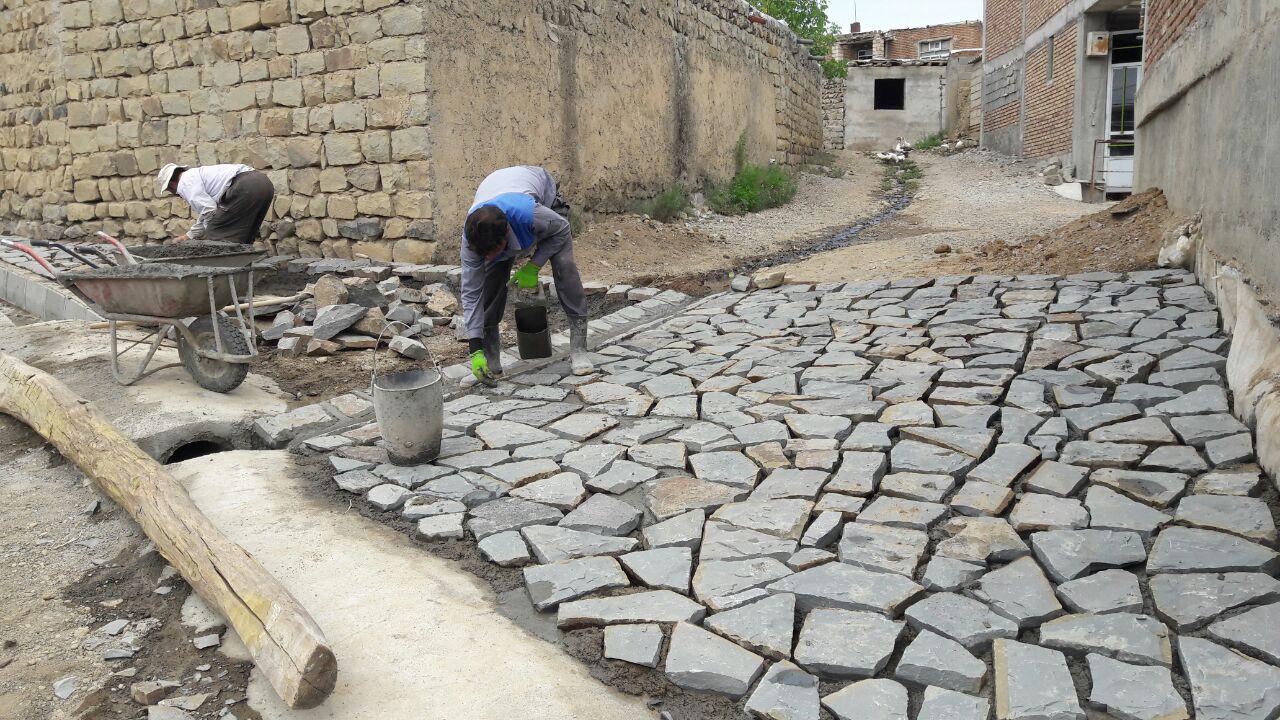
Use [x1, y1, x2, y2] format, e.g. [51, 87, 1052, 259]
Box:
[0, 238, 58, 276]
[96, 232, 136, 265]
[28, 239, 101, 269]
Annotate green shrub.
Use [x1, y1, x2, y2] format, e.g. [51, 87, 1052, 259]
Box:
[822, 59, 848, 79]
[915, 132, 945, 151]
[639, 184, 691, 223]
[710, 164, 798, 215]
[733, 132, 749, 174]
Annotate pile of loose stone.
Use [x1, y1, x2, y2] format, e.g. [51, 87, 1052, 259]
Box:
[312, 268, 1280, 720]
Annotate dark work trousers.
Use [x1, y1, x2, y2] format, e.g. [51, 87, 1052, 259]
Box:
[204, 170, 275, 244]
[479, 245, 589, 335]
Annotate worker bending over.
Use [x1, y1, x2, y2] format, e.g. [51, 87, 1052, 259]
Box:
[156, 163, 276, 244]
[461, 166, 592, 383]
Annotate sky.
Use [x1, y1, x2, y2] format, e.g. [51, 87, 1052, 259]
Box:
[825, 0, 984, 33]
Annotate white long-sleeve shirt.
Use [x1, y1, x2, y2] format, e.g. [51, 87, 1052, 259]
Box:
[176, 164, 252, 239]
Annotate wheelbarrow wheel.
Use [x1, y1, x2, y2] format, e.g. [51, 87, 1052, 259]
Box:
[178, 315, 250, 393]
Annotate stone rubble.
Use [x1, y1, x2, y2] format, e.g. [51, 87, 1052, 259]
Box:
[296, 270, 1280, 719]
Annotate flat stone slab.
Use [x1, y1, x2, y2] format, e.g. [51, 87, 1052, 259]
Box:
[703, 592, 796, 660]
[918, 687, 990, 720]
[1030, 529, 1147, 582]
[700, 521, 797, 562]
[993, 639, 1085, 720]
[467, 498, 564, 540]
[838, 521, 929, 576]
[1147, 526, 1280, 574]
[828, 452, 888, 494]
[1058, 441, 1146, 468]
[646, 477, 747, 521]
[794, 608, 903, 679]
[1170, 413, 1249, 447]
[744, 661, 820, 720]
[950, 481, 1014, 516]
[1091, 468, 1188, 507]
[858, 497, 949, 531]
[520, 524, 637, 564]
[665, 622, 766, 698]
[767, 562, 924, 614]
[1039, 613, 1173, 666]
[693, 558, 793, 604]
[619, 547, 692, 593]
[904, 592, 1019, 650]
[935, 516, 1029, 564]
[509, 472, 587, 511]
[556, 589, 706, 629]
[1010, 493, 1089, 532]
[1084, 485, 1171, 537]
[922, 556, 986, 592]
[1023, 461, 1088, 496]
[895, 629, 987, 694]
[603, 624, 663, 667]
[712, 498, 813, 540]
[891, 440, 976, 476]
[522, 556, 630, 611]
[1205, 602, 1280, 665]
[822, 678, 908, 720]
[1086, 654, 1188, 720]
[689, 450, 762, 489]
[477, 531, 531, 567]
[474, 419, 556, 449]
[971, 556, 1063, 628]
[1175, 494, 1277, 543]
[1056, 569, 1143, 614]
[966, 444, 1040, 486]
[642, 509, 705, 549]
[1178, 637, 1280, 720]
[558, 493, 641, 536]
[1149, 572, 1280, 631]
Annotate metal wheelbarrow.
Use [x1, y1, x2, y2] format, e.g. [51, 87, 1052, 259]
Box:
[2, 238, 261, 393]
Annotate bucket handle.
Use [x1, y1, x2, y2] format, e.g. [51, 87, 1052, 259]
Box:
[370, 321, 440, 394]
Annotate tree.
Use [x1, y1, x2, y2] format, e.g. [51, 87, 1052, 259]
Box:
[753, 0, 846, 77]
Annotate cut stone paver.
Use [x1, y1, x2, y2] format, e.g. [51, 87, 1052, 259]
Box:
[665, 622, 766, 698]
[1175, 494, 1277, 543]
[1178, 637, 1280, 720]
[1038, 613, 1173, 665]
[1149, 572, 1280, 630]
[895, 629, 987, 693]
[704, 592, 796, 660]
[768, 562, 924, 614]
[904, 592, 1019, 650]
[822, 679, 908, 720]
[1056, 569, 1143, 614]
[744, 661, 820, 720]
[971, 556, 1063, 628]
[993, 639, 1084, 720]
[522, 556, 630, 611]
[794, 608, 903, 679]
[603, 624, 664, 667]
[1030, 529, 1147, 582]
[1086, 654, 1188, 720]
[1147, 526, 1280, 574]
[556, 589, 705, 628]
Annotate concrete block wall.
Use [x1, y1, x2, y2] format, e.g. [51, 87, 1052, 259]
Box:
[0, 0, 823, 262]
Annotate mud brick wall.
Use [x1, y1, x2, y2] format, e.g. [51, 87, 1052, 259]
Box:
[1021, 22, 1077, 159]
[0, 0, 822, 262]
[821, 77, 845, 150]
[885, 22, 984, 60]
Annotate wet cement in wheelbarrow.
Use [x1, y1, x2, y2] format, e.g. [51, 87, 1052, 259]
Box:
[124, 242, 249, 259]
[61, 262, 250, 280]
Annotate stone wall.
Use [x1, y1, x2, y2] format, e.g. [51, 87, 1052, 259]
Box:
[0, 0, 822, 262]
[821, 77, 844, 150]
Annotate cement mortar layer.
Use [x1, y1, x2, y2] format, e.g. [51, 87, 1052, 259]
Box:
[0, 0, 823, 262]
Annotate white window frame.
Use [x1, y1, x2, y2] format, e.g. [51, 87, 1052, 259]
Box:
[918, 37, 952, 59]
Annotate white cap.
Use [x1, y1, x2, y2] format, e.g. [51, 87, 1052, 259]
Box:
[155, 163, 184, 195]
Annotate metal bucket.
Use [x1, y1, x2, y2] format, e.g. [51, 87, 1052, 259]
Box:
[515, 305, 553, 360]
[372, 368, 443, 465]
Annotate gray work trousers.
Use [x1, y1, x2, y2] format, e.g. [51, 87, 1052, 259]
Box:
[204, 170, 275, 244]
[479, 235, 588, 334]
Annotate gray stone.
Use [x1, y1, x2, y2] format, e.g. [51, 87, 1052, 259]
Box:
[334, 469, 382, 494]
[1206, 602, 1280, 665]
[896, 630, 987, 693]
[522, 556, 630, 611]
[838, 521, 929, 576]
[1149, 384, 1228, 416]
[1056, 569, 1143, 614]
[556, 589, 705, 628]
[935, 516, 1029, 564]
[752, 468, 830, 501]
[891, 440, 976, 476]
[788, 547, 836, 571]
[744, 661, 821, 720]
[828, 452, 887, 494]
[642, 509, 705, 549]
[416, 513, 465, 540]
[904, 592, 1019, 650]
[936, 405, 1000, 429]
[641, 374, 695, 398]
[648, 475, 750, 522]
[1010, 494, 1089, 532]
[1085, 485, 1171, 537]
[1030, 529, 1147, 582]
[1193, 467, 1264, 495]
[918, 687, 990, 720]
[603, 624, 663, 667]
[605, 417, 683, 446]
[1089, 417, 1177, 444]
[1176, 494, 1276, 543]
[794, 608, 903, 679]
[312, 303, 367, 340]
[619, 547, 691, 592]
[485, 458, 560, 488]
[767, 562, 924, 614]
[1205, 433, 1255, 466]
[366, 483, 412, 511]
[694, 558, 793, 603]
[1086, 654, 1188, 720]
[1039, 613, 1173, 665]
[1170, 413, 1249, 447]
[1058, 441, 1146, 468]
[972, 556, 1063, 628]
[799, 510, 843, 548]
[1178, 637, 1280, 720]
[509, 472, 587, 511]
[418, 472, 505, 507]
[437, 449, 511, 471]
[900, 427, 996, 458]
[467, 498, 564, 540]
[966, 444, 1040, 486]
[993, 639, 1084, 720]
[520, 525, 638, 564]
[1147, 526, 1280, 574]
[1148, 367, 1222, 391]
[374, 463, 452, 489]
[1150, 572, 1280, 631]
[784, 414, 853, 440]
[843, 422, 894, 451]
[474, 419, 556, 450]
[477, 531, 531, 567]
[877, 472, 953, 502]
[704, 593, 796, 660]
[713, 498, 813, 540]
[1114, 383, 1184, 408]
[1062, 403, 1141, 434]
[664, 622, 765, 698]
[1085, 353, 1157, 385]
[922, 556, 986, 592]
[1091, 468, 1188, 507]
[822, 679, 908, 720]
[1158, 347, 1226, 372]
[813, 492, 866, 516]
[950, 481, 1014, 516]
[559, 493, 642, 536]
[881, 400, 936, 427]
[1023, 461, 1088, 496]
[1140, 445, 1209, 473]
[561, 443, 626, 476]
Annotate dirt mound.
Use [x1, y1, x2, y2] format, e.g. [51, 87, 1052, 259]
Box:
[956, 188, 1171, 276]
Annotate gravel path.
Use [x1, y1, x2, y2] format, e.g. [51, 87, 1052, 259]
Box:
[782, 150, 1100, 282]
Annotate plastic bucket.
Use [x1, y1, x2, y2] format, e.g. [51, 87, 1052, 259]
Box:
[515, 305, 553, 360]
[372, 368, 443, 465]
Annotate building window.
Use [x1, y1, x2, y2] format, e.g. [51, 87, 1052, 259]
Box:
[874, 79, 906, 110]
[918, 38, 951, 59]
[1046, 36, 1055, 81]
[858, 48, 873, 60]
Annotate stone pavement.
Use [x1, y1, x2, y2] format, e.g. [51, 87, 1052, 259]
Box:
[310, 269, 1280, 720]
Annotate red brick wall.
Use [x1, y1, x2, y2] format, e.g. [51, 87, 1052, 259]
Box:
[986, 99, 1020, 132]
[1022, 22, 1078, 158]
[1027, 0, 1071, 35]
[886, 21, 985, 59]
[985, 0, 1023, 58]
[1146, 0, 1212, 67]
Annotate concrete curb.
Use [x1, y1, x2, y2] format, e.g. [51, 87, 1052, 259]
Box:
[0, 261, 100, 322]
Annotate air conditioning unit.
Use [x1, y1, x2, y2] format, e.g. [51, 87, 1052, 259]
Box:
[1087, 32, 1111, 56]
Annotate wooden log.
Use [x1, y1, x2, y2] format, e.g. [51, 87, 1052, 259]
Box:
[0, 352, 336, 708]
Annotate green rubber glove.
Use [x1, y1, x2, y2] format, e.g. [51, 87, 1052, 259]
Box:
[511, 262, 541, 290]
[469, 349, 490, 380]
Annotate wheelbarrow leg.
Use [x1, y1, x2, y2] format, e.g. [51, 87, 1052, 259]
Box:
[108, 320, 179, 386]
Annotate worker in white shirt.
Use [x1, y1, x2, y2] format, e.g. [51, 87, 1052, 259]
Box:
[155, 163, 275, 244]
